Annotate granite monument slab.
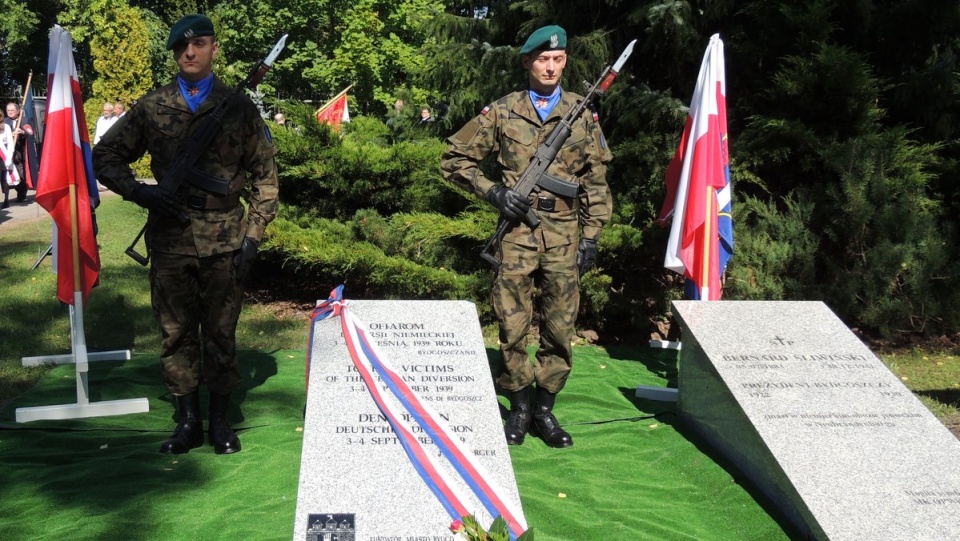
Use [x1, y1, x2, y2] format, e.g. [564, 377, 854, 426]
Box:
[293, 300, 526, 541]
[674, 300, 960, 540]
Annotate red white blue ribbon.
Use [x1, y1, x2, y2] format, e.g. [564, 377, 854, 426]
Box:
[308, 285, 527, 539]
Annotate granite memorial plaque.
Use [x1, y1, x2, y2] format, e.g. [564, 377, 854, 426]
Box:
[293, 300, 526, 541]
[674, 300, 960, 540]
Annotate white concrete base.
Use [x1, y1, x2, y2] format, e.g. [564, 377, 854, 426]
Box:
[635, 385, 679, 402]
[649, 339, 682, 350]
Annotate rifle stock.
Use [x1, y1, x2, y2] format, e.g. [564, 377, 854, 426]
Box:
[479, 42, 634, 270]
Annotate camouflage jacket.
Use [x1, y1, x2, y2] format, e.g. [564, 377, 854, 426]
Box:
[441, 89, 612, 248]
[92, 76, 279, 257]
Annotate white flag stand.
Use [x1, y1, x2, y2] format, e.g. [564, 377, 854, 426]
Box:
[16, 180, 149, 422]
[15, 292, 149, 422]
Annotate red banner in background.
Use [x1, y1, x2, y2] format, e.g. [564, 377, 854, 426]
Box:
[315, 87, 352, 130]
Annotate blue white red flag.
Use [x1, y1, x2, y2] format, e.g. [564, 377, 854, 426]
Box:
[309, 286, 529, 540]
[657, 34, 733, 300]
[35, 26, 100, 306]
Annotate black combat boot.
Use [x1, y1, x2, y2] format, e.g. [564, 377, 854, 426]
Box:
[159, 391, 204, 454]
[208, 392, 242, 455]
[504, 387, 532, 446]
[532, 386, 573, 448]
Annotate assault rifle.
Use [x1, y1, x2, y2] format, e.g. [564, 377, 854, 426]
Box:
[125, 34, 289, 265]
[479, 39, 636, 270]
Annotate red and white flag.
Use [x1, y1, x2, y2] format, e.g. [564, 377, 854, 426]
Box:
[315, 87, 352, 129]
[35, 26, 100, 306]
[657, 34, 733, 301]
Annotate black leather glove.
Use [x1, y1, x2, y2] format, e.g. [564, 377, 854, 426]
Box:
[131, 184, 180, 218]
[485, 184, 530, 221]
[577, 238, 598, 275]
[234, 237, 259, 288]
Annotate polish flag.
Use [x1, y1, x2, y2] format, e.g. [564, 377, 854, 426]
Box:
[657, 34, 733, 301]
[35, 26, 100, 306]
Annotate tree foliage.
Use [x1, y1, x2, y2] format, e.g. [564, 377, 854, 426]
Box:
[2, 1, 960, 340]
[89, 0, 154, 104]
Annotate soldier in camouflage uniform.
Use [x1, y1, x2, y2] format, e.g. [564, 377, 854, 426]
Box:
[92, 14, 279, 455]
[441, 25, 612, 448]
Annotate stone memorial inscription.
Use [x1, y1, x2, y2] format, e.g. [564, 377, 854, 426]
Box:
[674, 300, 960, 541]
[293, 300, 525, 541]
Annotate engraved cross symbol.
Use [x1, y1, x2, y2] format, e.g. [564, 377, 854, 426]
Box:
[770, 335, 794, 346]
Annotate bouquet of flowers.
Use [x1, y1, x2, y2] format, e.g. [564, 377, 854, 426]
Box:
[450, 515, 534, 541]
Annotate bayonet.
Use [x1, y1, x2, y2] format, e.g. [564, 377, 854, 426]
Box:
[598, 39, 636, 94]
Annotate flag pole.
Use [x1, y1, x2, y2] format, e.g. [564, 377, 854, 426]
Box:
[13, 70, 33, 146]
[314, 84, 353, 117]
[69, 184, 82, 293]
[700, 185, 714, 300]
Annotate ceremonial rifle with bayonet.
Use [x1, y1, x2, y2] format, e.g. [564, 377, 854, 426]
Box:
[125, 34, 289, 265]
[479, 39, 636, 270]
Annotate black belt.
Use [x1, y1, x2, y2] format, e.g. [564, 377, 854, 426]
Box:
[533, 195, 576, 213]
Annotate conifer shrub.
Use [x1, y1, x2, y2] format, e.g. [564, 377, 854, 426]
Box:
[812, 129, 960, 336]
[723, 193, 818, 302]
[264, 105, 694, 340]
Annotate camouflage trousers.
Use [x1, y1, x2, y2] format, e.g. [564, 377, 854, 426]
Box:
[150, 251, 242, 396]
[492, 239, 579, 394]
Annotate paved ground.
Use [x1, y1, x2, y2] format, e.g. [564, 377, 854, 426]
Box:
[0, 192, 44, 227]
[0, 188, 117, 228]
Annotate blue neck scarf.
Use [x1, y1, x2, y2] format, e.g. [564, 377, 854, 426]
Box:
[529, 86, 562, 121]
[178, 74, 215, 113]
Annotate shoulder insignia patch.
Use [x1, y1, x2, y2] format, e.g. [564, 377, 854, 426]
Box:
[480, 105, 491, 116]
[592, 111, 600, 122]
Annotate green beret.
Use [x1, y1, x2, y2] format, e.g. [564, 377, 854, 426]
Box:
[166, 14, 215, 50]
[519, 25, 567, 56]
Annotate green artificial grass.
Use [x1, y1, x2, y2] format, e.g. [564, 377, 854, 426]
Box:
[0, 349, 305, 540]
[0, 343, 793, 540]
[1, 196, 793, 539]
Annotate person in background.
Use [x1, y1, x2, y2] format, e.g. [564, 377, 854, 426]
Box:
[92, 14, 279, 456]
[93, 102, 116, 144]
[419, 107, 435, 123]
[273, 112, 286, 126]
[0, 119, 13, 208]
[441, 25, 612, 449]
[114, 101, 126, 118]
[4, 102, 32, 203]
